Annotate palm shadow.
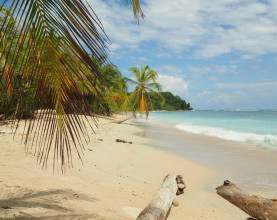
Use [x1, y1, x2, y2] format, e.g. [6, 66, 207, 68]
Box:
[0, 187, 103, 219]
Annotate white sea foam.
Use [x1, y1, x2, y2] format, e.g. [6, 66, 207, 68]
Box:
[175, 123, 277, 148]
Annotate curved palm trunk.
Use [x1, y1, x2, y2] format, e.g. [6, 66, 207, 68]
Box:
[113, 115, 133, 124]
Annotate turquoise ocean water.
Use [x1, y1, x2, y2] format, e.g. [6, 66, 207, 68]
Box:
[148, 110, 277, 149]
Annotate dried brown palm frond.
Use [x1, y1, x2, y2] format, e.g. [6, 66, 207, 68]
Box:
[0, 0, 110, 172]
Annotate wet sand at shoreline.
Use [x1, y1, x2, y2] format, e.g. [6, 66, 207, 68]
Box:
[134, 119, 277, 197]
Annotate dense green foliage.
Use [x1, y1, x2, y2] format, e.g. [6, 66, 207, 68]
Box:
[83, 56, 128, 115]
[0, 0, 193, 169]
[0, 2, 190, 122]
[149, 91, 192, 111]
[0, 8, 37, 120]
[0, 1, 121, 169]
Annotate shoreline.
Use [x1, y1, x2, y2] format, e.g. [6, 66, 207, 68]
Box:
[0, 116, 248, 219]
[134, 118, 277, 197]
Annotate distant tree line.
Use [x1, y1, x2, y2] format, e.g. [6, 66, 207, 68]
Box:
[149, 91, 192, 111]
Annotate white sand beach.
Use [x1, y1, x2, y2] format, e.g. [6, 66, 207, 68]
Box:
[0, 116, 249, 219]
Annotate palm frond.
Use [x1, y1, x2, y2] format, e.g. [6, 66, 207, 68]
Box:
[146, 82, 162, 91]
[144, 69, 158, 83]
[124, 77, 139, 86]
[126, 0, 144, 22]
[129, 67, 141, 81]
[0, 0, 109, 171]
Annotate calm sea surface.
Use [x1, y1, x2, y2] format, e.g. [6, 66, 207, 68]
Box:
[148, 110, 277, 149]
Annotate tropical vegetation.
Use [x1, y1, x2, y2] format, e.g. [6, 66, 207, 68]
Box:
[0, 0, 144, 170]
[0, 0, 192, 169]
[84, 56, 128, 115]
[149, 91, 193, 111]
[125, 65, 164, 118]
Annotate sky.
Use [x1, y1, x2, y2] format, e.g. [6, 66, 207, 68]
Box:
[86, 0, 277, 110]
[1, 0, 277, 110]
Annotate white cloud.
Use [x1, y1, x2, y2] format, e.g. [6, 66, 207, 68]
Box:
[209, 91, 249, 107]
[128, 56, 150, 63]
[87, 0, 277, 58]
[188, 65, 237, 75]
[188, 66, 211, 74]
[216, 81, 277, 89]
[197, 90, 212, 97]
[137, 57, 149, 62]
[158, 74, 189, 97]
[193, 90, 249, 109]
[157, 65, 183, 75]
[189, 80, 277, 109]
[211, 91, 248, 105]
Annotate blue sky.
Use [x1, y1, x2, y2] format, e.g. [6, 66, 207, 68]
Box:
[87, 0, 277, 110]
[2, 0, 277, 110]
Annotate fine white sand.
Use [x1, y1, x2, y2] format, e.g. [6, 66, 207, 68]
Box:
[0, 115, 248, 219]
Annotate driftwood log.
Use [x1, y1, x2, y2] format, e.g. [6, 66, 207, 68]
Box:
[216, 180, 277, 220]
[137, 173, 186, 220]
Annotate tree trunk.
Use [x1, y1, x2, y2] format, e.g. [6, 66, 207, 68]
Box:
[137, 173, 186, 220]
[216, 180, 277, 220]
[94, 114, 115, 120]
[113, 116, 133, 124]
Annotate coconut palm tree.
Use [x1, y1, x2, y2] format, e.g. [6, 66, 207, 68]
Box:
[0, 0, 143, 171]
[126, 65, 164, 119]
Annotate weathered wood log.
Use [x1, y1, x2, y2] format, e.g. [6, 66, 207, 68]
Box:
[137, 173, 186, 220]
[216, 180, 277, 220]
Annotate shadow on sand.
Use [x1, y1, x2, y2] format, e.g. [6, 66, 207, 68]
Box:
[0, 187, 104, 219]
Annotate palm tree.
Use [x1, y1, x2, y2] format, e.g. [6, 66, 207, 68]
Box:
[0, 0, 143, 171]
[126, 66, 164, 119]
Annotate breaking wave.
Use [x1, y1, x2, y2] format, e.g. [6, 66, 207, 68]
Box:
[175, 123, 277, 148]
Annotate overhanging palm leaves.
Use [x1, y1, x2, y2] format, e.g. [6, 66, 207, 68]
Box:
[126, 0, 144, 22]
[0, 0, 110, 171]
[0, 0, 144, 171]
[126, 65, 164, 119]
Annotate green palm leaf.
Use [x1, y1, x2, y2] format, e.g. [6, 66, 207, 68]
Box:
[0, 0, 107, 172]
[126, 0, 144, 22]
[126, 65, 164, 118]
[0, 0, 144, 171]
